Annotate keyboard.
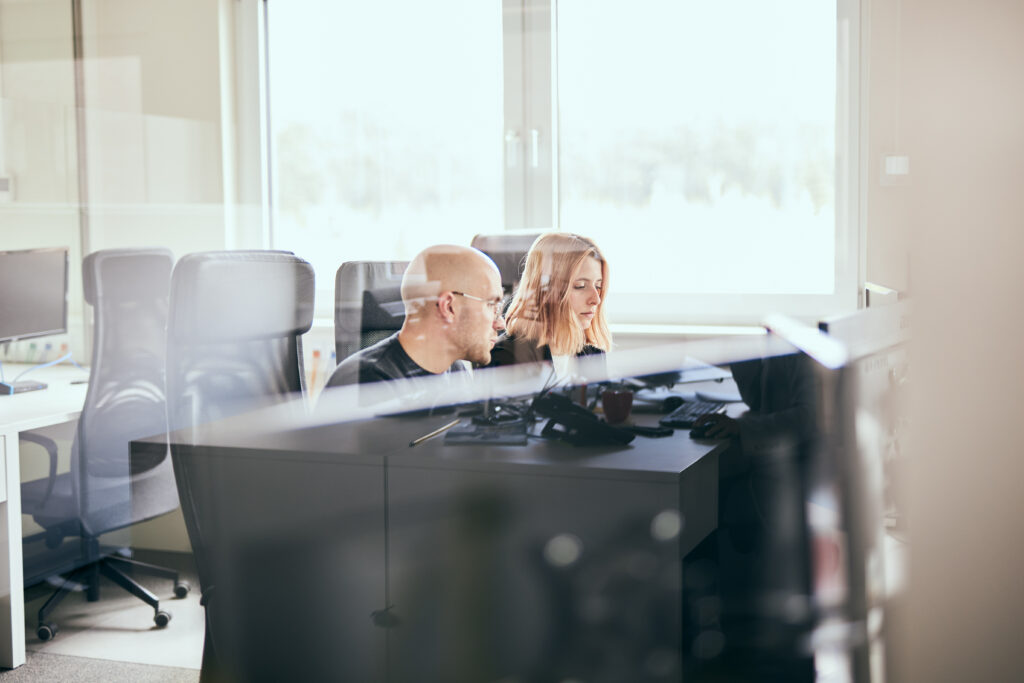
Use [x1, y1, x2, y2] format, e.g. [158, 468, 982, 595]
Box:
[659, 399, 726, 429]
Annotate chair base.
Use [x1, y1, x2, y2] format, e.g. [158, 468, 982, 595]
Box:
[35, 552, 190, 641]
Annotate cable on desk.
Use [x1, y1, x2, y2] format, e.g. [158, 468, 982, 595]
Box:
[4, 352, 84, 384]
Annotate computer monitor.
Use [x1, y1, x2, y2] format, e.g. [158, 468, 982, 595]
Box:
[0, 246, 69, 344]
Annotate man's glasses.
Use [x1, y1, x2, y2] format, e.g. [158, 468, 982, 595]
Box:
[452, 291, 508, 321]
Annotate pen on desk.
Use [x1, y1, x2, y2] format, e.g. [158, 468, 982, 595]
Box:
[409, 419, 461, 447]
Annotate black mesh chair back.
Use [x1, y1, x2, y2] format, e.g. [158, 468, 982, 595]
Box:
[470, 232, 541, 296]
[166, 250, 314, 431]
[334, 260, 408, 361]
[166, 250, 315, 558]
[20, 247, 187, 640]
[164, 250, 315, 679]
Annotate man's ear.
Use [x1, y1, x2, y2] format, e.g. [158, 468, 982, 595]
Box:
[436, 291, 457, 324]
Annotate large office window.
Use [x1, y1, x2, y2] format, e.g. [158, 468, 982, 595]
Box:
[266, 0, 504, 285]
[559, 0, 836, 295]
[266, 0, 860, 324]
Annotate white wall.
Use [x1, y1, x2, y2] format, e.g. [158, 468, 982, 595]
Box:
[898, 1, 1024, 680]
[864, 0, 912, 295]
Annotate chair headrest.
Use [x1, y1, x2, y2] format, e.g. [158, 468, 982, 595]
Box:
[469, 233, 540, 289]
[83, 248, 174, 306]
[334, 261, 409, 336]
[335, 261, 408, 302]
[170, 251, 315, 343]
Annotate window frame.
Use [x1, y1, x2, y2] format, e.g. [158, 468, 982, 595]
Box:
[256, 0, 864, 327]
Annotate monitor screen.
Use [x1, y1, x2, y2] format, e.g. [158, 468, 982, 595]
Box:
[0, 247, 69, 343]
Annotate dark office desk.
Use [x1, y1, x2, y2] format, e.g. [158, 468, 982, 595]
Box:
[134, 407, 725, 682]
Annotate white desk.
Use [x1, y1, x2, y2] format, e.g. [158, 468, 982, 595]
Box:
[0, 363, 88, 669]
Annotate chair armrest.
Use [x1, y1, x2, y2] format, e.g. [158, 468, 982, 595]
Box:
[19, 432, 59, 506]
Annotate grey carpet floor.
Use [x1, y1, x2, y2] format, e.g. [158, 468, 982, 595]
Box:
[0, 651, 199, 682]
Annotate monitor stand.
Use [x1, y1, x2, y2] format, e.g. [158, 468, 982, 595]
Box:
[0, 380, 48, 395]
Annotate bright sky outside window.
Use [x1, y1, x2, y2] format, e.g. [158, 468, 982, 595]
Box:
[267, 0, 504, 284]
[266, 0, 856, 324]
[557, 0, 837, 296]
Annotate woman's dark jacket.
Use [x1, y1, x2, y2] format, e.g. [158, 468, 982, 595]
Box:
[487, 333, 605, 368]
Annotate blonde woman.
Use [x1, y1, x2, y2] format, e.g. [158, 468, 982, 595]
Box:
[488, 232, 611, 374]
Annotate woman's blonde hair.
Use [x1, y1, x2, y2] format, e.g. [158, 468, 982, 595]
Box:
[504, 232, 611, 355]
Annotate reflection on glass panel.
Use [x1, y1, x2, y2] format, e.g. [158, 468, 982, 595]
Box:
[557, 0, 836, 295]
[167, 325, 906, 679]
[267, 0, 504, 281]
[0, 97, 77, 204]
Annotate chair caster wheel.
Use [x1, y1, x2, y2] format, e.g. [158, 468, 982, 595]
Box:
[154, 610, 172, 628]
[37, 623, 58, 641]
[173, 581, 191, 599]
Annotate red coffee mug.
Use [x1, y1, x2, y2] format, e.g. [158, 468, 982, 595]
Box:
[601, 389, 634, 424]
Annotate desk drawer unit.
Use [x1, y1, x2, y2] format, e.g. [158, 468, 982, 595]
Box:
[386, 463, 707, 683]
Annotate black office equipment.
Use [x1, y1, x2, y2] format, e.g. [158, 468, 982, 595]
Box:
[443, 400, 533, 445]
[658, 398, 726, 428]
[531, 390, 635, 446]
[688, 421, 714, 439]
[624, 424, 674, 438]
[444, 418, 530, 445]
[2, 379, 47, 394]
[662, 395, 685, 412]
[0, 246, 69, 394]
[19, 248, 187, 641]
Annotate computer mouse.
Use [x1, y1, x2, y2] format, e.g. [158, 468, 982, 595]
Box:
[689, 422, 713, 439]
[662, 396, 684, 413]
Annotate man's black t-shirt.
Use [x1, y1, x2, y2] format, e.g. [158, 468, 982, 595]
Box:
[324, 332, 465, 388]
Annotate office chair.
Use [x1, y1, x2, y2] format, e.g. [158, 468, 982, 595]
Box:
[164, 250, 314, 681]
[470, 232, 541, 296]
[334, 260, 408, 362]
[20, 247, 188, 642]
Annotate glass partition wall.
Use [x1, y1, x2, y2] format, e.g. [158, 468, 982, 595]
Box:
[0, 0, 85, 361]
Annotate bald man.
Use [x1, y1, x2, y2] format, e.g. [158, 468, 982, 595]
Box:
[324, 245, 506, 388]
